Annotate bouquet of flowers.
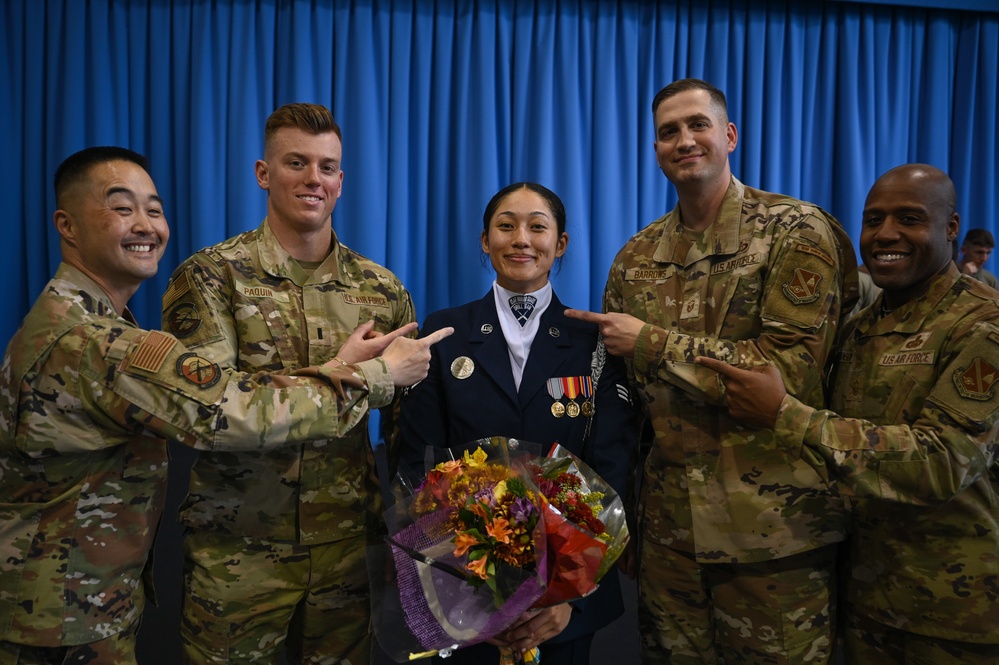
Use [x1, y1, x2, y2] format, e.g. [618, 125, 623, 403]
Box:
[370, 437, 629, 662]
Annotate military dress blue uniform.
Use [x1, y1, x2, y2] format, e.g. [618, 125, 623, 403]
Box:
[399, 289, 637, 665]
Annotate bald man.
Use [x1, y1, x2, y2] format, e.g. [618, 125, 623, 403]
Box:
[699, 164, 999, 664]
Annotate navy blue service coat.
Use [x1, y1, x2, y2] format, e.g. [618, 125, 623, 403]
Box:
[398, 290, 637, 650]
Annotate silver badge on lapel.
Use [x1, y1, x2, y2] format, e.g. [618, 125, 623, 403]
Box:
[451, 356, 475, 379]
[549, 327, 560, 338]
[480, 324, 494, 334]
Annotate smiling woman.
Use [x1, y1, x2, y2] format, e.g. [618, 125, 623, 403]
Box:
[398, 182, 638, 665]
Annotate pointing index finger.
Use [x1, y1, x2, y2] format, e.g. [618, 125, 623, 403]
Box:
[563, 308, 604, 324]
[422, 326, 455, 347]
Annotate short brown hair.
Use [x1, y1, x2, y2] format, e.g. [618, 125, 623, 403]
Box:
[264, 103, 342, 149]
[652, 78, 728, 121]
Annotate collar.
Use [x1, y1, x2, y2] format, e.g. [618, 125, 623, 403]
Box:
[857, 263, 963, 336]
[54, 263, 132, 321]
[653, 176, 745, 265]
[257, 219, 346, 287]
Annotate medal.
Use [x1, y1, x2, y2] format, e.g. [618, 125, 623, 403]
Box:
[562, 376, 581, 418]
[450, 356, 474, 379]
[579, 376, 594, 418]
[547, 377, 565, 417]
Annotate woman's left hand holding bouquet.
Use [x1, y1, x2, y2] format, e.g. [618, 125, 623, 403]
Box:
[490, 603, 572, 661]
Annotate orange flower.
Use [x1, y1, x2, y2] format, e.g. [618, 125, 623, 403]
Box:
[468, 554, 490, 580]
[467, 501, 489, 520]
[453, 532, 480, 557]
[486, 516, 512, 544]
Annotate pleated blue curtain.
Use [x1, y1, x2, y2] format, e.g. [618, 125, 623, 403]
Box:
[3, 0, 998, 348]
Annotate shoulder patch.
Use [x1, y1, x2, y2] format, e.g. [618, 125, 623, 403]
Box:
[782, 268, 823, 305]
[794, 242, 834, 267]
[130, 330, 178, 373]
[953, 358, 999, 401]
[166, 301, 202, 338]
[176, 353, 222, 388]
[162, 271, 189, 309]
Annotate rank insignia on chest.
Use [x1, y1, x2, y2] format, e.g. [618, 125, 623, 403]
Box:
[953, 357, 999, 401]
[177, 353, 222, 388]
[782, 268, 823, 304]
[901, 332, 932, 351]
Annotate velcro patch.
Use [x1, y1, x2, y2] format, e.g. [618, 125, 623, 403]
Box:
[162, 271, 189, 309]
[166, 302, 202, 339]
[901, 332, 932, 352]
[343, 294, 389, 308]
[177, 353, 222, 389]
[710, 252, 762, 275]
[953, 357, 999, 401]
[880, 350, 935, 366]
[795, 242, 834, 267]
[782, 268, 823, 305]
[625, 267, 673, 281]
[130, 330, 177, 373]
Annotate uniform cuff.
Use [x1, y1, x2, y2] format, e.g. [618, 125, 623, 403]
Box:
[775, 393, 811, 456]
[633, 323, 663, 379]
[357, 358, 395, 409]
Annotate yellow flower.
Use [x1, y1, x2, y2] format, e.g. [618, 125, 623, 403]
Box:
[463, 447, 488, 468]
[493, 480, 508, 501]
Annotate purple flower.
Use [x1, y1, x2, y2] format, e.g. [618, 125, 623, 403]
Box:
[511, 496, 536, 523]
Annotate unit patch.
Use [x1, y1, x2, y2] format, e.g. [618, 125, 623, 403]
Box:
[167, 302, 202, 339]
[953, 357, 999, 401]
[782, 268, 823, 305]
[177, 353, 222, 388]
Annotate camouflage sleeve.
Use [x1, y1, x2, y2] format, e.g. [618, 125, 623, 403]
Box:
[69, 327, 379, 454]
[633, 217, 849, 405]
[774, 322, 999, 504]
[161, 252, 239, 365]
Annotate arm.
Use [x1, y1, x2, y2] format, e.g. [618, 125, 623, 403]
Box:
[600, 216, 852, 405]
[697, 321, 999, 504]
[26, 325, 450, 457]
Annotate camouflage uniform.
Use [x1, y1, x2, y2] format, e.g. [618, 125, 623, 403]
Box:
[775, 264, 999, 662]
[163, 221, 415, 663]
[604, 178, 857, 663]
[0, 264, 391, 659]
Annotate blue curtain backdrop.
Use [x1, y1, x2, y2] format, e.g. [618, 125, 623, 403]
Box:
[2, 1, 998, 661]
[3, 0, 998, 349]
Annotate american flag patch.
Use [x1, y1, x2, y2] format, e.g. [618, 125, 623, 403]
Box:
[130, 330, 177, 373]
